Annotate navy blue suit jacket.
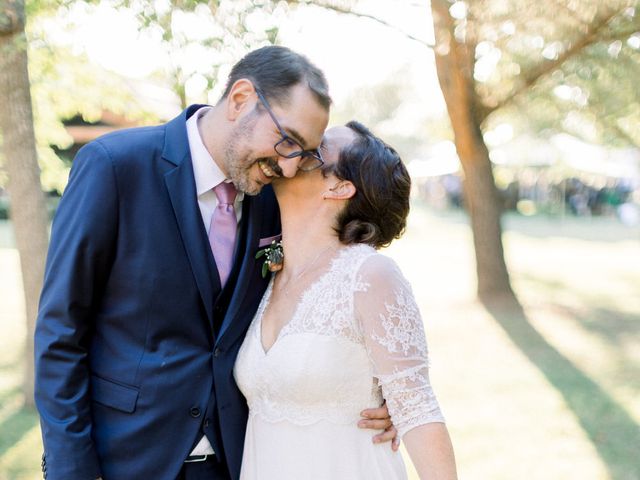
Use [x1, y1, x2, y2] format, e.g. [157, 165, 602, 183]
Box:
[34, 106, 280, 480]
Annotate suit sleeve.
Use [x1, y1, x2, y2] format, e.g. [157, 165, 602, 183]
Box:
[34, 140, 118, 480]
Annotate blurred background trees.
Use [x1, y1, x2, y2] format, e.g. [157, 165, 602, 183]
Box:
[430, 0, 640, 303]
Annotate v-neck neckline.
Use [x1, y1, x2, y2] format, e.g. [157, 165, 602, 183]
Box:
[257, 247, 348, 356]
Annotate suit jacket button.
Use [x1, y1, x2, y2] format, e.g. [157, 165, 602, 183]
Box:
[214, 347, 221, 357]
[204, 418, 210, 428]
[190, 407, 201, 418]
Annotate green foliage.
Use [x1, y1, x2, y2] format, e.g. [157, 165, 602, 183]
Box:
[107, 0, 284, 107]
[467, 0, 640, 148]
[23, 11, 152, 192]
[0, 0, 157, 193]
[255, 240, 283, 278]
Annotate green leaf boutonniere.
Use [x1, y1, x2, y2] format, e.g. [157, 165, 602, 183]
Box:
[255, 240, 284, 278]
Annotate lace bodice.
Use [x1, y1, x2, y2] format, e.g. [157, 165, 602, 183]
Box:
[234, 244, 444, 438]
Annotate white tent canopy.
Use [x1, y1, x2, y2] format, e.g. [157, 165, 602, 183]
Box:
[408, 134, 640, 181]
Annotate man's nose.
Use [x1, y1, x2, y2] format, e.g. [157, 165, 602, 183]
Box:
[277, 156, 302, 178]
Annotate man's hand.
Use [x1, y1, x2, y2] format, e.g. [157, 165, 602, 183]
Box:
[358, 402, 400, 451]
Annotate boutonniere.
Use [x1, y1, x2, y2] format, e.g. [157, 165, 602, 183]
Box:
[255, 240, 284, 278]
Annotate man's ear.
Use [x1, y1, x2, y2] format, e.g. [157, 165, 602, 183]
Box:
[225, 79, 256, 121]
[324, 180, 356, 201]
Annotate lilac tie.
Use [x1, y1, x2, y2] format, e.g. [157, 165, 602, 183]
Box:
[209, 181, 238, 287]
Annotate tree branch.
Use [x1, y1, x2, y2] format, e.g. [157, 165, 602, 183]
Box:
[605, 116, 639, 148]
[547, 0, 592, 27]
[293, 0, 433, 48]
[582, 62, 640, 148]
[598, 24, 640, 42]
[485, 7, 628, 120]
[575, 98, 640, 148]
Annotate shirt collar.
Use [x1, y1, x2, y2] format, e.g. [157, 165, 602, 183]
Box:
[186, 106, 244, 201]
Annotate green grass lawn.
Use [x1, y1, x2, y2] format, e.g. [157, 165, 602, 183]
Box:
[0, 206, 638, 480]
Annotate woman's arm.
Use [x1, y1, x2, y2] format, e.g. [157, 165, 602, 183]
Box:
[355, 253, 458, 478]
[403, 423, 457, 479]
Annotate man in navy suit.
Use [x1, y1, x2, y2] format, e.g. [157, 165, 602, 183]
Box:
[34, 46, 395, 480]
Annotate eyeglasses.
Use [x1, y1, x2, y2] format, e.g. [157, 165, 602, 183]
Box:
[255, 88, 324, 172]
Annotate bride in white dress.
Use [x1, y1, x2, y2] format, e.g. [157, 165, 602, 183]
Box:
[234, 121, 457, 479]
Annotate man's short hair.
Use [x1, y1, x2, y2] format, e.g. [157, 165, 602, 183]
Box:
[221, 46, 331, 109]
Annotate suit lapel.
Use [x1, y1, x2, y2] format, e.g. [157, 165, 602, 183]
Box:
[163, 106, 218, 326]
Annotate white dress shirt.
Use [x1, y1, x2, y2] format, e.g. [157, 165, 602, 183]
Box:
[187, 106, 244, 229]
[186, 106, 244, 456]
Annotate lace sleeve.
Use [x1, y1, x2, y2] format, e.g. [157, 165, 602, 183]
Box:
[355, 254, 445, 438]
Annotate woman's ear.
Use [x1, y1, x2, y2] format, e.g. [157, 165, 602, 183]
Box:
[324, 180, 356, 201]
[226, 79, 256, 121]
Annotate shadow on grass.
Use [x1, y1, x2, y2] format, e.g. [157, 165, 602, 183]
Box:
[0, 359, 28, 412]
[483, 297, 640, 480]
[0, 358, 38, 458]
[0, 386, 21, 408]
[0, 359, 19, 373]
[0, 404, 38, 457]
[556, 305, 640, 343]
[518, 273, 640, 345]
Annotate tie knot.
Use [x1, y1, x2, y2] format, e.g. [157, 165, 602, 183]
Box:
[214, 181, 237, 205]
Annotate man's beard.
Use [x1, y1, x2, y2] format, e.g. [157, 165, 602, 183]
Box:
[223, 113, 269, 196]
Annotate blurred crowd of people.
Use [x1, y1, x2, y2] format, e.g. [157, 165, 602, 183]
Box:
[416, 170, 640, 226]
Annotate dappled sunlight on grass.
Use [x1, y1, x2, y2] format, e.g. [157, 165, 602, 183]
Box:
[0, 248, 41, 480]
[0, 423, 43, 480]
[504, 222, 640, 431]
[0, 378, 42, 480]
[0, 388, 41, 480]
[372, 207, 639, 479]
[430, 303, 610, 479]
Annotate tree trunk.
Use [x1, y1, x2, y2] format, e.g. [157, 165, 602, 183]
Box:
[0, 0, 50, 407]
[431, 0, 517, 304]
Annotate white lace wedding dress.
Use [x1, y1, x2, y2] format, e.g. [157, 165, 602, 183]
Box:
[234, 244, 445, 479]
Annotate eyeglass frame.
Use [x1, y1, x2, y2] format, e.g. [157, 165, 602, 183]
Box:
[254, 87, 325, 172]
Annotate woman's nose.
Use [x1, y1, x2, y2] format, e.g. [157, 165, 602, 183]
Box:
[277, 156, 302, 178]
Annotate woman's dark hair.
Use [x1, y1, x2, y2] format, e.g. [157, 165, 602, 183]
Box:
[325, 121, 411, 249]
[221, 46, 331, 109]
